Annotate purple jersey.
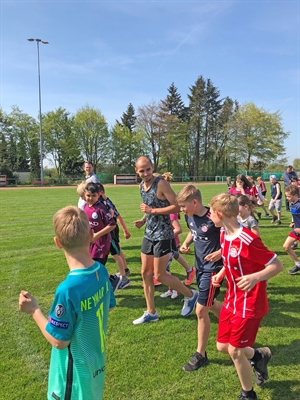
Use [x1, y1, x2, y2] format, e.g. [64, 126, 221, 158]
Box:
[84, 201, 116, 259]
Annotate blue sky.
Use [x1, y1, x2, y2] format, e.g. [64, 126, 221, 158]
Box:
[1, 0, 299, 165]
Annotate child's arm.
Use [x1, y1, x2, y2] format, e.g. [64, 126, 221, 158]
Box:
[92, 224, 115, 243]
[19, 291, 70, 350]
[236, 257, 283, 292]
[116, 214, 131, 239]
[180, 231, 193, 253]
[171, 218, 182, 237]
[251, 226, 260, 236]
[212, 267, 226, 287]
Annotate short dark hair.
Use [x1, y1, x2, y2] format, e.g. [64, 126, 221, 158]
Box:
[96, 183, 105, 193]
[84, 161, 94, 167]
[85, 182, 99, 193]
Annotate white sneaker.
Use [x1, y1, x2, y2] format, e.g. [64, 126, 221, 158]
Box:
[181, 289, 198, 317]
[133, 311, 159, 325]
[160, 289, 173, 298]
[171, 290, 179, 299]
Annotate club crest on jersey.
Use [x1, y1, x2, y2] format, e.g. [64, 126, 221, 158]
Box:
[229, 246, 239, 258]
[55, 304, 65, 318]
[92, 212, 98, 219]
[201, 224, 208, 232]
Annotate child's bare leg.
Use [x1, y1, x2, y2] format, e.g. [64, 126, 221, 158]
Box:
[141, 253, 155, 314]
[119, 250, 128, 270]
[175, 253, 190, 271]
[210, 300, 222, 318]
[228, 345, 255, 391]
[112, 254, 126, 276]
[283, 237, 299, 262]
[196, 304, 211, 356]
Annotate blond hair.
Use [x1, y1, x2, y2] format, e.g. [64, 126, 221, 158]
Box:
[53, 206, 90, 251]
[162, 172, 173, 182]
[176, 184, 202, 204]
[210, 193, 239, 217]
[76, 181, 87, 198]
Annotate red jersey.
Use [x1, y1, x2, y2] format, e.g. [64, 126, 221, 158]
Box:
[250, 186, 258, 197]
[229, 187, 251, 196]
[220, 227, 276, 319]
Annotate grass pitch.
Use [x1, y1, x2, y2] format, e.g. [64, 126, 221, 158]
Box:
[0, 184, 299, 400]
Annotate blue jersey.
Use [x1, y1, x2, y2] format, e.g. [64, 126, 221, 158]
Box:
[291, 198, 300, 229]
[186, 208, 222, 272]
[46, 262, 116, 400]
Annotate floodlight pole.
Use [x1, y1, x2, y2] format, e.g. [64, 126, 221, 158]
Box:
[27, 38, 49, 185]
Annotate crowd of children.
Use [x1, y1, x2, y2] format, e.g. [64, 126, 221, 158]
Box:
[19, 162, 299, 400]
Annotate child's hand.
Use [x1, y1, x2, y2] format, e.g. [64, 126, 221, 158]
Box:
[109, 209, 114, 217]
[133, 219, 145, 229]
[19, 290, 39, 315]
[236, 274, 258, 292]
[180, 243, 190, 253]
[212, 273, 222, 287]
[124, 230, 131, 239]
[204, 250, 221, 262]
[294, 228, 300, 234]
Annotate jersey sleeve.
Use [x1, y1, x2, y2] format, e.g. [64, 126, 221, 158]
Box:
[106, 198, 119, 218]
[45, 284, 77, 341]
[248, 216, 258, 229]
[100, 208, 116, 227]
[247, 237, 276, 266]
[169, 213, 178, 221]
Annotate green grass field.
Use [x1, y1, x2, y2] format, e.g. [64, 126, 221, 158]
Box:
[0, 184, 300, 400]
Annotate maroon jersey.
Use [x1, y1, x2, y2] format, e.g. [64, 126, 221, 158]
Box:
[220, 227, 276, 319]
[84, 201, 116, 259]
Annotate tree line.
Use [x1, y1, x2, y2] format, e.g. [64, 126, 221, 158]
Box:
[0, 75, 289, 180]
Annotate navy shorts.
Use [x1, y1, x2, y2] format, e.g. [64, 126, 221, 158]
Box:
[196, 270, 222, 307]
[141, 237, 176, 258]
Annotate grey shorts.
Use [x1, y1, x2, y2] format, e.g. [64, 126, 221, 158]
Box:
[269, 198, 282, 212]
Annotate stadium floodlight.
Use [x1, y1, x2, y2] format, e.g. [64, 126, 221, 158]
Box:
[27, 38, 49, 186]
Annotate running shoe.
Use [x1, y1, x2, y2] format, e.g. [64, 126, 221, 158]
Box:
[160, 289, 173, 298]
[238, 390, 258, 400]
[153, 277, 161, 286]
[171, 290, 179, 299]
[133, 311, 159, 325]
[119, 278, 131, 289]
[116, 268, 131, 277]
[271, 216, 277, 224]
[181, 290, 198, 317]
[288, 264, 300, 275]
[291, 241, 298, 250]
[257, 212, 261, 220]
[253, 347, 272, 386]
[109, 274, 122, 293]
[182, 352, 209, 372]
[275, 220, 281, 226]
[185, 267, 196, 285]
[264, 213, 270, 217]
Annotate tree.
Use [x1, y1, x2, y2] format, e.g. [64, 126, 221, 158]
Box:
[119, 103, 136, 132]
[73, 105, 110, 172]
[292, 158, 300, 171]
[233, 102, 289, 170]
[161, 82, 186, 120]
[43, 108, 81, 177]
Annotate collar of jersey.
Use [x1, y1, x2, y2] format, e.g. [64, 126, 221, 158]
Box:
[69, 262, 100, 276]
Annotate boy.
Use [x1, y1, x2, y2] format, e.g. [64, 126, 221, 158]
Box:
[97, 183, 131, 288]
[19, 206, 116, 400]
[133, 156, 198, 325]
[176, 185, 223, 371]
[210, 193, 283, 400]
[76, 180, 87, 210]
[84, 182, 121, 292]
[268, 175, 282, 225]
[283, 185, 300, 274]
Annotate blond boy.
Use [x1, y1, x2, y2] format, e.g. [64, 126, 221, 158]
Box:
[19, 206, 115, 400]
[210, 193, 283, 400]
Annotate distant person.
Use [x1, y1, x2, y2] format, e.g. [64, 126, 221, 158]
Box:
[77, 181, 87, 210]
[133, 156, 198, 325]
[236, 194, 260, 236]
[226, 176, 232, 190]
[84, 161, 100, 183]
[283, 165, 298, 211]
[210, 193, 283, 400]
[269, 175, 282, 225]
[19, 206, 116, 400]
[283, 185, 300, 274]
[229, 174, 252, 196]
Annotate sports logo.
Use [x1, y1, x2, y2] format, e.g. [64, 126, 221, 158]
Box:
[55, 304, 65, 318]
[201, 224, 208, 232]
[92, 212, 98, 219]
[229, 246, 239, 258]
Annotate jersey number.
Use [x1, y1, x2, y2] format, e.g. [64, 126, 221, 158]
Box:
[96, 302, 105, 352]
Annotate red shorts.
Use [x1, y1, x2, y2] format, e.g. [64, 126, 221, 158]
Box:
[289, 231, 300, 241]
[217, 306, 262, 348]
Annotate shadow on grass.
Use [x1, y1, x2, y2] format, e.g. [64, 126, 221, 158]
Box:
[266, 380, 300, 400]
